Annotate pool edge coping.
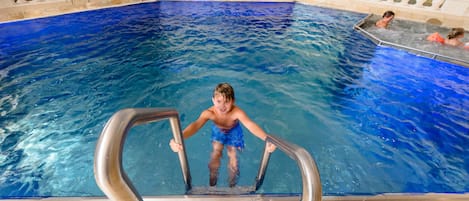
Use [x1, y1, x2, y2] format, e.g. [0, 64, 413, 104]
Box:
[1, 193, 469, 200]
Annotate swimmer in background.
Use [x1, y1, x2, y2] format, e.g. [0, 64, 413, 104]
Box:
[375, 10, 395, 29]
[427, 27, 469, 49]
[169, 83, 276, 187]
[445, 28, 466, 47]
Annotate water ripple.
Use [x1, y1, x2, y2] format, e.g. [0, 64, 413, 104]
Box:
[0, 1, 468, 197]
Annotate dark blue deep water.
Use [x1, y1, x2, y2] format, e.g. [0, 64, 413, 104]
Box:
[0, 1, 467, 198]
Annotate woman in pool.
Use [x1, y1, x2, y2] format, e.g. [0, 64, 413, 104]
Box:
[375, 10, 395, 29]
[427, 27, 469, 49]
[445, 28, 467, 47]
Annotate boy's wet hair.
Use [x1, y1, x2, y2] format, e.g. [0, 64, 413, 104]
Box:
[213, 83, 235, 101]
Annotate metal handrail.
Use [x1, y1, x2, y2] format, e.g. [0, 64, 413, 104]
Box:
[94, 108, 191, 201]
[94, 108, 322, 201]
[254, 135, 322, 201]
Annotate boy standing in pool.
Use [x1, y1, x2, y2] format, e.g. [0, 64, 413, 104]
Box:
[169, 82, 276, 187]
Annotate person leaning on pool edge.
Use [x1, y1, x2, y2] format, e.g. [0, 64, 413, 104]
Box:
[375, 10, 395, 29]
[444, 27, 467, 48]
[427, 27, 469, 49]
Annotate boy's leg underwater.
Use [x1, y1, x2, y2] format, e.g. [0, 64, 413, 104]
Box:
[208, 142, 223, 186]
[227, 146, 239, 187]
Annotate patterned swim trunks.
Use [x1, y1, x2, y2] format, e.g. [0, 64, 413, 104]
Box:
[211, 121, 244, 149]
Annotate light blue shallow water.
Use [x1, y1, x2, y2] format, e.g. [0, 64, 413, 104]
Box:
[0, 1, 468, 198]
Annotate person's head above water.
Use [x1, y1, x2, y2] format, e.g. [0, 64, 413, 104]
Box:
[382, 10, 395, 19]
[213, 82, 235, 102]
[212, 83, 236, 114]
[375, 10, 395, 29]
[444, 27, 466, 48]
[447, 27, 465, 39]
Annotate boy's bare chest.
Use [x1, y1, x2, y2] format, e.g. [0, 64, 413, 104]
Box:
[212, 115, 237, 129]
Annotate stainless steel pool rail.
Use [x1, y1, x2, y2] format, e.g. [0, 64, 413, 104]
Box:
[4, 108, 469, 200]
[94, 108, 191, 201]
[93, 108, 322, 201]
[353, 14, 469, 67]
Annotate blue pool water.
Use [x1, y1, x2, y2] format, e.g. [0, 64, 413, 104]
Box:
[0, 1, 468, 198]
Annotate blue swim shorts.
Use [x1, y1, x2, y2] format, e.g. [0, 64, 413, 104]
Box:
[211, 122, 244, 149]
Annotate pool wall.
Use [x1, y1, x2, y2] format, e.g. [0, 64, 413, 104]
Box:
[1, 0, 469, 30]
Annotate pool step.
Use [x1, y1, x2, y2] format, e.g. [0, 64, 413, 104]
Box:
[187, 186, 255, 195]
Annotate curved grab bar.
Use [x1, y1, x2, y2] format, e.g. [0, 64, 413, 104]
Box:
[94, 108, 191, 201]
[94, 108, 321, 201]
[255, 135, 322, 201]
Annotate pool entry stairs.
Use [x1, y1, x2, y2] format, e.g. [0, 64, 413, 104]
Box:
[90, 108, 469, 201]
[2, 108, 467, 201]
[93, 108, 322, 201]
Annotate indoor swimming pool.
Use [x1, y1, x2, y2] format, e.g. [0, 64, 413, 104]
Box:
[0, 1, 468, 198]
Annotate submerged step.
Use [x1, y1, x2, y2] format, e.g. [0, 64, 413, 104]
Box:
[187, 186, 256, 195]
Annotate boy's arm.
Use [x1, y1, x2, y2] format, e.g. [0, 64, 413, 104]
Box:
[236, 108, 276, 152]
[237, 110, 268, 140]
[169, 110, 210, 152]
[182, 110, 210, 139]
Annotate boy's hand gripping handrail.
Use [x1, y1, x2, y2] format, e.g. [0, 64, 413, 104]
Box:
[94, 108, 321, 201]
[94, 108, 191, 201]
[255, 135, 322, 201]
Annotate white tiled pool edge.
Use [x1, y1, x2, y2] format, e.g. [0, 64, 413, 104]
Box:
[0, 193, 468, 201]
